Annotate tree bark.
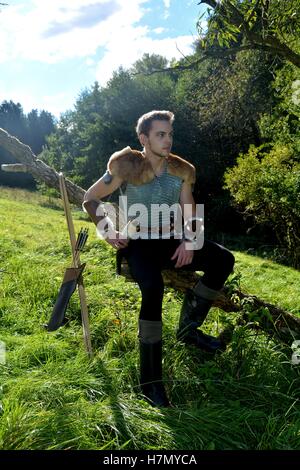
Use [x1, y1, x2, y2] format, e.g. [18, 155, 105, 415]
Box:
[0, 127, 85, 206]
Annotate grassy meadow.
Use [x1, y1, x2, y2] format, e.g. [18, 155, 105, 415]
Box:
[0, 186, 300, 450]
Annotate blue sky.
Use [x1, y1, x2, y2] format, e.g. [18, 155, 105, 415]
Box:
[0, 0, 206, 118]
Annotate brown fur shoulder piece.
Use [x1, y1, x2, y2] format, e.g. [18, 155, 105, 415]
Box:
[107, 147, 196, 186]
[167, 153, 196, 185]
[107, 147, 154, 185]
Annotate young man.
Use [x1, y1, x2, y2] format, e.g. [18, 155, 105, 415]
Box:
[83, 110, 235, 408]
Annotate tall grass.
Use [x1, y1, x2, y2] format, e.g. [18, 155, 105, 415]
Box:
[0, 186, 300, 450]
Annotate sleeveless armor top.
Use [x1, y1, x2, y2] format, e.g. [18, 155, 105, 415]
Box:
[121, 159, 183, 238]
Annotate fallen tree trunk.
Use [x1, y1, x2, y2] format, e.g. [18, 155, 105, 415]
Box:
[0, 127, 85, 206]
[1, 127, 299, 344]
[119, 255, 300, 344]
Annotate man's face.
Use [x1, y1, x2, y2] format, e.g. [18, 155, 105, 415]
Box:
[142, 120, 173, 158]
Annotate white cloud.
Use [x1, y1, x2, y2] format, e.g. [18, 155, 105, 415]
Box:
[96, 33, 194, 85]
[153, 27, 166, 34]
[86, 58, 96, 67]
[38, 92, 77, 117]
[0, 83, 74, 117]
[162, 0, 171, 19]
[43, 1, 120, 38]
[0, 0, 148, 63]
[0, 0, 196, 114]
[0, 0, 195, 75]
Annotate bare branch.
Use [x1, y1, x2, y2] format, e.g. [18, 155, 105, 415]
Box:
[134, 44, 280, 77]
[0, 127, 85, 206]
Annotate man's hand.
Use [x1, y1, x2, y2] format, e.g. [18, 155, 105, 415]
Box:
[171, 241, 194, 268]
[106, 230, 129, 250]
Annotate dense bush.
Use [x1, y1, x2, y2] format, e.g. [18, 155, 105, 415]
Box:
[224, 144, 300, 267]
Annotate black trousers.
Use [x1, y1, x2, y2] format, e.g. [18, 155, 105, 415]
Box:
[120, 238, 235, 321]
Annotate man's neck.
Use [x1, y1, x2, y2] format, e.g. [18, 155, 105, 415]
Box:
[142, 148, 166, 174]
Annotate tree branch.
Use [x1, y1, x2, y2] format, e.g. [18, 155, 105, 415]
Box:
[0, 127, 85, 206]
[136, 44, 278, 77]
[198, 0, 300, 68]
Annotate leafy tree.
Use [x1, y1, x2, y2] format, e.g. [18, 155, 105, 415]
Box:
[197, 0, 300, 67]
[131, 53, 168, 75]
[0, 100, 27, 142]
[174, 47, 275, 231]
[222, 55, 300, 265]
[27, 109, 55, 155]
[259, 63, 300, 150]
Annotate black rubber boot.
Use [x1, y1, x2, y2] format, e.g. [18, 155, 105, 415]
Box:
[177, 289, 226, 353]
[139, 340, 171, 408]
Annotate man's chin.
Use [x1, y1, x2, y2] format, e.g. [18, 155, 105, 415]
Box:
[149, 146, 171, 158]
[156, 150, 170, 158]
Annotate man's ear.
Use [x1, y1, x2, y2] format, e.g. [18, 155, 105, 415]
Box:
[139, 133, 148, 147]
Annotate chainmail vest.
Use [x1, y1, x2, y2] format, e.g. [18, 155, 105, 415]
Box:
[120, 160, 183, 238]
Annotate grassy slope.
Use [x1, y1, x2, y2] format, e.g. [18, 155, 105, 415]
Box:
[0, 186, 299, 450]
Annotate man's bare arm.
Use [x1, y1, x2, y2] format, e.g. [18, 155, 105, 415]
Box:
[82, 173, 123, 226]
[179, 181, 196, 223]
[83, 173, 128, 249]
[171, 182, 196, 267]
